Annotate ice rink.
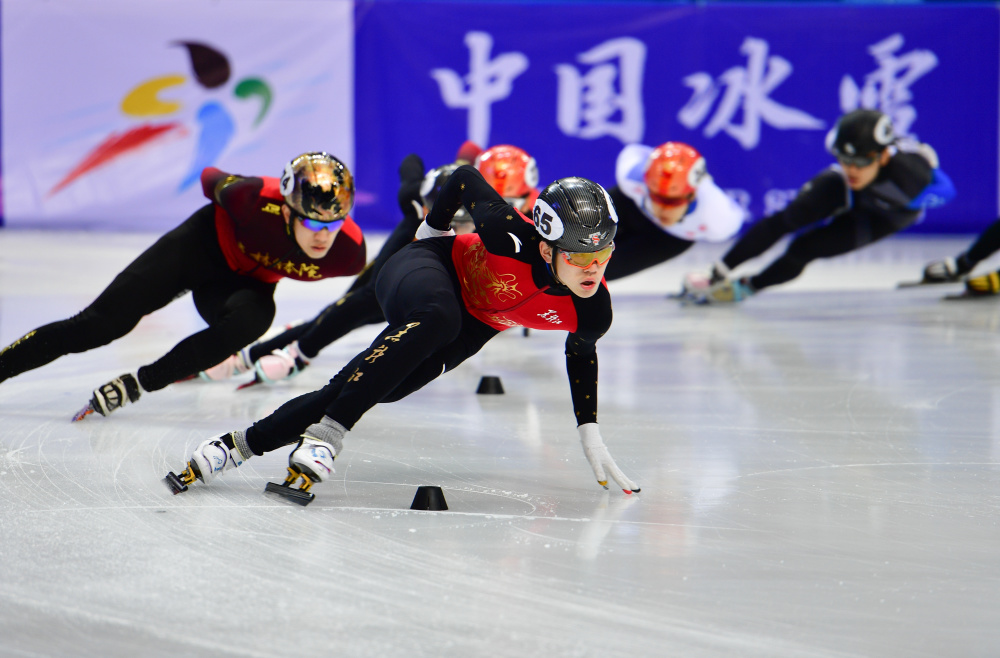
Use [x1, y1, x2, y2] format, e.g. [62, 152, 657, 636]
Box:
[1, 230, 999, 657]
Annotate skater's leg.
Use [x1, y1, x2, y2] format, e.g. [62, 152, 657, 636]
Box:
[137, 282, 276, 391]
[961, 218, 1000, 270]
[721, 170, 848, 271]
[748, 211, 902, 291]
[245, 245, 466, 454]
[604, 230, 692, 281]
[0, 205, 217, 383]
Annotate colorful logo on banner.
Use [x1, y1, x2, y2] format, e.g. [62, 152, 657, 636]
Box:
[48, 41, 272, 197]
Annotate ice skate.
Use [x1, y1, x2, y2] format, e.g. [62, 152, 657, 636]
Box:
[673, 261, 730, 299]
[944, 270, 1000, 300]
[898, 257, 964, 288]
[264, 437, 336, 506]
[673, 270, 713, 299]
[237, 342, 310, 390]
[694, 277, 755, 305]
[198, 347, 253, 381]
[164, 434, 245, 494]
[73, 373, 142, 421]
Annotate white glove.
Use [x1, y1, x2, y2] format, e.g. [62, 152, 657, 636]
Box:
[578, 423, 639, 494]
[415, 218, 455, 240]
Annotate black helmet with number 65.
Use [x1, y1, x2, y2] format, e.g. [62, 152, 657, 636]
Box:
[532, 177, 618, 253]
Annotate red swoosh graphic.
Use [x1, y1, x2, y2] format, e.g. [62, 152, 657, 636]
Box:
[48, 123, 185, 197]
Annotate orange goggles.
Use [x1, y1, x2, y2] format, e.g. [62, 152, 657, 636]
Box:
[559, 243, 615, 269]
[648, 190, 695, 207]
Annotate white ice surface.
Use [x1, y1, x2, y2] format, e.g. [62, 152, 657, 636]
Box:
[1, 230, 999, 657]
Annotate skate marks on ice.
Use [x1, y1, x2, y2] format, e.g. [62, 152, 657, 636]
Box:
[3, 232, 1000, 656]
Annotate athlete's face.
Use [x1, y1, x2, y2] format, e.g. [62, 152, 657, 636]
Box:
[648, 198, 691, 227]
[540, 242, 610, 299]
[285, 205, 339, 259]
[839, 149, 890, 191]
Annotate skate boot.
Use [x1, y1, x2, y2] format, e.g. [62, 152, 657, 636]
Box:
[164, 433, 247, 494]
[921, 257, 962, 284]
[264, 437, 337, 506]
[963, 270, 1000, 297]
[198, 347, 254, 381]
[696, 277, 755, 304]
[73, 373, 142, 421]
[238, 342, 310, 390]
[677, 261, 730, 299]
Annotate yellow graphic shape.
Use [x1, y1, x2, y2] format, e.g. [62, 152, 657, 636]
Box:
[463, 241, 521, 308]
[121, 74, 187, 117]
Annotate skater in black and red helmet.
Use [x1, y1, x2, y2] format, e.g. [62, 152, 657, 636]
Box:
[0, 152, 366, 419]
[167, 165, 640, 502]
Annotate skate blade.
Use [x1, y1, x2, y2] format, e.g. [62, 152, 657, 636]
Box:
[164, 471, 189, 494]
[236, 375, 264, 391]
[897, 279, 959, 288]
[71, 402, 95, 422]
[944, 292, 996, 301]
[264, 481, 315, 506]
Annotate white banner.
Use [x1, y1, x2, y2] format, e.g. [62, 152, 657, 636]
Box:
[1, 0, 354, 230]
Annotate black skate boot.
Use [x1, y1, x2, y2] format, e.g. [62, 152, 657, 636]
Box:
[72, 373, 142, 421]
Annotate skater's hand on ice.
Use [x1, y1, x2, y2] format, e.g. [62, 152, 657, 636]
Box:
[578, 423, 639, 494]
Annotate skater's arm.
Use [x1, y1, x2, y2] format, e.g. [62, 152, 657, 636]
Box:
[563, 286, 612, 426]
[426, 165, 507, 232]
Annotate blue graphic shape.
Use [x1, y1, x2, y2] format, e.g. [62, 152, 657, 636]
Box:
[178, 101, 235, 191]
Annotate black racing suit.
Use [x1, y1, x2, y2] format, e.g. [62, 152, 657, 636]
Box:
[721, 147, 950, 290]
[244, 165, 613, 455]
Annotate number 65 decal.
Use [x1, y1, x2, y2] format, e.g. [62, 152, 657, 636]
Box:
[532, 198, 564, 240]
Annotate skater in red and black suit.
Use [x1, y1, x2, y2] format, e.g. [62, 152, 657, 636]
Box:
[0, 152, 366, 418]
[197, 142, 487, 387]
[168, 164, 640, 501]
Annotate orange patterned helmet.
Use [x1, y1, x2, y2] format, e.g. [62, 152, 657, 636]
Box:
[280, 152, 354, 222]
[475, 145, 539, 200]
[643, 142, 706, 207]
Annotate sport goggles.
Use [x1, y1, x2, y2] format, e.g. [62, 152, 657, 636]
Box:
[648, 190, 695, 208]
[835, 153, 877, 168]
[559, 243, 615, 269]
[297, 215, 345, 232]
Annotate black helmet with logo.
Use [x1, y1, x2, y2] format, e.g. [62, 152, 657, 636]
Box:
[531, 177, 617, 252]
[826, 109, 895, 165]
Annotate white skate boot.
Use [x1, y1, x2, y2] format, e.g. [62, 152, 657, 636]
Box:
[199, 347, 254, 381]
[265, 418, 345, 505]
[253, 341, 310, 384]
[289, 437, 337, 483]
[190, 435, 246, 483]
[164, 433, 249, 494]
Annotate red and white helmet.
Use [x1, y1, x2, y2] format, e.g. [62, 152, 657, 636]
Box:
[643, 142, 706, 207]
[475, 145, 539, 200]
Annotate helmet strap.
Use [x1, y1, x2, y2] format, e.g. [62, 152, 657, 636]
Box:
[545, 245, 565, 287]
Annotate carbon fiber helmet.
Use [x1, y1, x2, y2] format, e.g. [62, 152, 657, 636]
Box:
[826, 109, 895, 163]
[280, 152, 354, 222]
[532, 177, 618, 252]
[419, 163, 468, 221]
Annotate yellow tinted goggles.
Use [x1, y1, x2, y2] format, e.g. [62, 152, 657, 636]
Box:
[559, 243, 615, 269]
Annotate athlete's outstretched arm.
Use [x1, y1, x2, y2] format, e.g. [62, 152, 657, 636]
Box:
[565, 330, 639, 494]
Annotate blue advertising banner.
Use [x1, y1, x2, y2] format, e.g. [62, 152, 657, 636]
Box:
[355, 3, 998, 234]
